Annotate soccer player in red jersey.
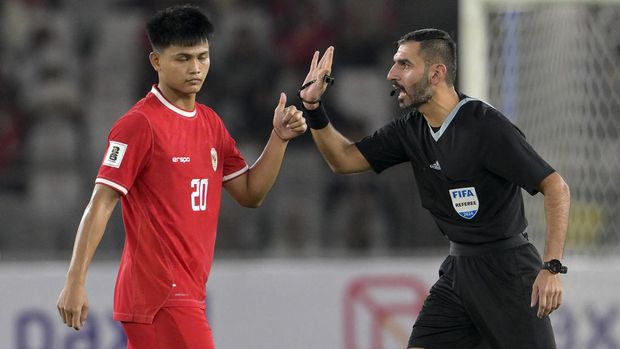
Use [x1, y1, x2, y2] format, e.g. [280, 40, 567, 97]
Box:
[56, 5, 307, 348]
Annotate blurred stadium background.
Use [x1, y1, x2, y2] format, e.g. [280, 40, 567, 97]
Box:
[0, 0, 618, 348]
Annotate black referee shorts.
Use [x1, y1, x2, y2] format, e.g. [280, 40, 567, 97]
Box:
[408, 238, 556, 349]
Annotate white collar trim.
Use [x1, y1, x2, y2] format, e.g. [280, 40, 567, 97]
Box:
[428, 97, 474, 141]
[151, 86, 197, 117]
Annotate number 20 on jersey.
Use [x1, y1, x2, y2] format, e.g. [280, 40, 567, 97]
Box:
[191, 178, 208, 211]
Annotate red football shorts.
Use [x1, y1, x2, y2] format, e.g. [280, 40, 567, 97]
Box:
[122, 307, 214, 349]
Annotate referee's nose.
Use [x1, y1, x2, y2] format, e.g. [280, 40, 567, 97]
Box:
[387, 63, 399, 81]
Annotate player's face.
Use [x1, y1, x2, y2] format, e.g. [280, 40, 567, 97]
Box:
[387, 41, 433, 109]
[153, 42, 211, 95]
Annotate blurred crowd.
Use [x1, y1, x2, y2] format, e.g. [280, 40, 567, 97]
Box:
[0, 0, 457, 259]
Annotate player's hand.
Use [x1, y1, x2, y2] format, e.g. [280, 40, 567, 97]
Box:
[530, 270, 563, 318]
[300, 46, 334, 110]
[273, 92, 307, 141]
[57, 283, 89, 330]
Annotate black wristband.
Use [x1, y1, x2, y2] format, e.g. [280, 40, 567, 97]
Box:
[302, 103, 330, 129]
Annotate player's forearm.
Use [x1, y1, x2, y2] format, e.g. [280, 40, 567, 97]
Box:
[66, 188, 119, 284]
[540, 172, 570, 261]
[310, 125, 367, 174]
[243, 130, 289, 207]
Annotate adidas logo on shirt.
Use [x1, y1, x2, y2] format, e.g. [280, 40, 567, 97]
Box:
[430, 161, 441, 170]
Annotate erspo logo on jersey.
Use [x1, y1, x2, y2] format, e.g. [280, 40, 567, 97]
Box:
[103, 141, 128, 168]
[172, 156, 191, 163]
[449, 187, 479, 219]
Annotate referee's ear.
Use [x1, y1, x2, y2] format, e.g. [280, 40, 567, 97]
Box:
[429, 63, 447, 85]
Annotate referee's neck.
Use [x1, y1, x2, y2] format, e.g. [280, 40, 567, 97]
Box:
[420, 88, 459, 127]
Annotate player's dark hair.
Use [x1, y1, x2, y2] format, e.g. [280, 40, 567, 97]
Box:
[398, 29, 457, 85]
[146, 5, 214, 52]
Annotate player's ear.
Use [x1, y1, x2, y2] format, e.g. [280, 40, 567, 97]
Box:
[149, 51, 161, 71]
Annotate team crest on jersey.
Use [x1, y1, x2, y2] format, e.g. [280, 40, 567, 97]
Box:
[210, 148, 218, 171]
[103, 141, 127, 168]
[449, 187, 479, 219]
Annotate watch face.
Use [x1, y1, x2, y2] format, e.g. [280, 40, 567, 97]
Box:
[544, 259, 567, 274]
[549, 260, 562, 273]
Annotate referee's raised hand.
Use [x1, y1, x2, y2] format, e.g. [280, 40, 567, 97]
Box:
[299, 46, 334, 110]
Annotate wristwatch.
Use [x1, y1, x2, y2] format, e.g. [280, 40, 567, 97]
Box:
[542, 259, 568, 274]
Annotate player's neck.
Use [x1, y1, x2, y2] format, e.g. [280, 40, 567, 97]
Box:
[157, 84, 197, 111]
[419, 87, 459, 128]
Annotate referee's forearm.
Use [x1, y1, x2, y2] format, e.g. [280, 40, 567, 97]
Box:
[310, 125, 369, 174]
[540, 172, 570, 260]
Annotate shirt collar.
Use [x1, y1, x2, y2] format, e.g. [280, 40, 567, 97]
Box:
[150, 85, 197, 118]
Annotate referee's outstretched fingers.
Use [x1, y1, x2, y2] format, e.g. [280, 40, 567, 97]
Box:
[541, 286, 557, 318]
[551, 289, 560, 312]
[536, 288, 549, 318]
[531, 270, 563, 318]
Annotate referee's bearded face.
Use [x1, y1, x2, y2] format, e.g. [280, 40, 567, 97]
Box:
[387, 41, 433, 109]
[151, 42, 211, 95]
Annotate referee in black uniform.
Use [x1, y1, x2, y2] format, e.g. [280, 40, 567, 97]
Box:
[298, 29, 570, 348]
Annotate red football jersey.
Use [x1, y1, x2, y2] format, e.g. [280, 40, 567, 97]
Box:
[96, 86, 248, 323]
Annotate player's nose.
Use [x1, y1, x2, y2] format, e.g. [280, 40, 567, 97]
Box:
[188, 58, 201, 74]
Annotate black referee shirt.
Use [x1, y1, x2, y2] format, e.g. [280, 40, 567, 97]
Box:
[355, 95, 555, 244]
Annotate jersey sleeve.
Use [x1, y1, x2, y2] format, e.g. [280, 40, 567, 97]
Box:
[482, 111, 555, 195]
[95, 112, 153, 195]
[355, 117, 409, 173]
[219, 122, 248, 182]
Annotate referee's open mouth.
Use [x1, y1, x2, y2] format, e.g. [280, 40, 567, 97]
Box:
[390, 84, 402, 96]
[391, 83, 407, 99]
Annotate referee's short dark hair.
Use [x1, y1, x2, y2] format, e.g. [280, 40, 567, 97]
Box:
[146, 5, 214, 52]
[399, 29, 457, 85]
